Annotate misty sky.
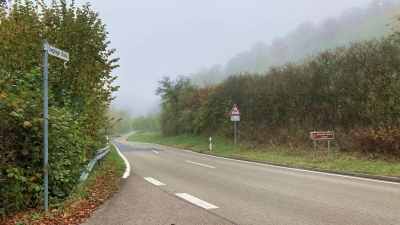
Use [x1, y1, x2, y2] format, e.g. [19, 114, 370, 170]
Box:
[58, 0, 373, 116]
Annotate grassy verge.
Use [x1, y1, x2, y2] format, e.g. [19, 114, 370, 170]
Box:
[2, 144, 125, 225]
[127, 132, 400, 178]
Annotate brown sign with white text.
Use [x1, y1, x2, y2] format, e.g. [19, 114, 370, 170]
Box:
[310, 132, 334, 140]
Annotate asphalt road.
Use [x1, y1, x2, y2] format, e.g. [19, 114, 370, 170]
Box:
[85, 138, 400, 225]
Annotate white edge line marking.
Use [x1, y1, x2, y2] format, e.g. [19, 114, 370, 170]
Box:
[152, 150, 159, 154]
[176, 193, 218, 209]
[113, 144, 130, 178]
[183, 150, 400, 185]
[144, 177, 165, 185]
[186, 160, 215, 169]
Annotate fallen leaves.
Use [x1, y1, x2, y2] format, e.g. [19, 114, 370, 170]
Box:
[1, 161, 121, 225]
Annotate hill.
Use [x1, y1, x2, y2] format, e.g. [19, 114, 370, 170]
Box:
[190, 0, 400, 85]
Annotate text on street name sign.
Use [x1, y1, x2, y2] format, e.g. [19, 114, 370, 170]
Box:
[310, 131, 334, 140]
[44, 44, 69, 61]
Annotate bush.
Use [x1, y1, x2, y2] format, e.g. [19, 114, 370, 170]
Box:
[352, 126, 400, 159]
[0, 1, 118, 218]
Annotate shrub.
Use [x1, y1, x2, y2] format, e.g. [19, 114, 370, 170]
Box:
[352, 126, 400, 159]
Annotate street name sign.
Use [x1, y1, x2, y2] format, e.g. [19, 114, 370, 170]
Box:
[44, 44, 69, 61]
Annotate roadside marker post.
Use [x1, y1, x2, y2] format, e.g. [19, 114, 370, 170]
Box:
[43, 40, 69, 211]
[310, 131, 334, 159]
[230, 104, 241, 150]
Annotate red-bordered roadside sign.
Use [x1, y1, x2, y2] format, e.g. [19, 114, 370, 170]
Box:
[230, 104, 241, 116]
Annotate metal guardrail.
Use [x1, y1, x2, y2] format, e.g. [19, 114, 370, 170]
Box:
[79, 145, 110, 181]
[78, 130, 133, 182]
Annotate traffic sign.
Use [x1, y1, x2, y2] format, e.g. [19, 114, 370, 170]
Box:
[231, 116, 240, 121]
[230, 104, 241, 116]
[230, 104, 241, 151]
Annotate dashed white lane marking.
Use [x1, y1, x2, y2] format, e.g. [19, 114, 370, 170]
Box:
[152, 150, 159, 154]
[186, 160, 215, 169]
[183, 150, 400, 185]
[176, 193, 219, 209]
[144, 177, 165, 186]
[113, 144, 130, 178]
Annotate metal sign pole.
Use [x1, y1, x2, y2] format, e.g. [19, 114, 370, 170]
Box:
[230, 104, 240, 151]
[234, 121, 237, 151]
[43, 40, 49, 211]
[313, 140, 317, 159]
[41, 40, 69, 211]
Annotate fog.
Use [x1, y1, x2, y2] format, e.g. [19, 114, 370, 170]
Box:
[56, 0, 374, 116]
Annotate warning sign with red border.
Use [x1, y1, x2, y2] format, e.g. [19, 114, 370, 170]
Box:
[230, 104, 241, 116]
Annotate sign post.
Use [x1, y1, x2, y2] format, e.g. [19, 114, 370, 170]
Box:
[310, 131, 334, 159]
[230, 104, 241, 150]
[43, 40, 69, 211]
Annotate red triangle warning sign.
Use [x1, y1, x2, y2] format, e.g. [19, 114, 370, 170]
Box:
[230, 104, 241, 116]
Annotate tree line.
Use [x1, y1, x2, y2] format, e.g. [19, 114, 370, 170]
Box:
[157, 16, 400, 159]
[0, 0, 119, 218]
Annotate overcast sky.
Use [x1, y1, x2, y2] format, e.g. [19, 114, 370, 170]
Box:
[61, 0, 373, 116]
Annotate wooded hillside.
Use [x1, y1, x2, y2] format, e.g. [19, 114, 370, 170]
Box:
[190, 0, 400, 85]
[157, 14, 400, 159]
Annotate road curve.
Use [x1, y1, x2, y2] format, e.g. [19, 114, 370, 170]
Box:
[86, 138, 400, 225]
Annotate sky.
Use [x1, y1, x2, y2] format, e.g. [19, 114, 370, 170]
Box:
[56, 0, 373, 116]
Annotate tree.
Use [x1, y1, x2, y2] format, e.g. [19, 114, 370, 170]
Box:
[0, 0, 119, 217]
[155, 75, 197, 136]
[155, 75, 196, 107]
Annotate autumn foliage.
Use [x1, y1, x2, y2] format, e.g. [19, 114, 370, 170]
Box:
[352, 126, 400, 159]
[0, 0, 119, 218]
[157, 17, 400, 159]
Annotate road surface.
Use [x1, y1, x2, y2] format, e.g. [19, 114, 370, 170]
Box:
[85, 138, 400, 225]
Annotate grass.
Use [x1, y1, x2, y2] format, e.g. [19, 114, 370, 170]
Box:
[2, 144, 126, 225]
[127, 132, 400, 178]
